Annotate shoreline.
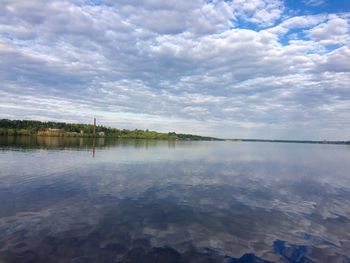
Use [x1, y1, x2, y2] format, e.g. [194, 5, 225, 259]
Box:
[1, 134, 349, 145]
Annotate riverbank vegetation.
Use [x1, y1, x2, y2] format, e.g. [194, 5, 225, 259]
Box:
[0, 119, 220, 141]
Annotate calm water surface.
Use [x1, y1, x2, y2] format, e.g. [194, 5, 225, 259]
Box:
[0, 137, 350, 262]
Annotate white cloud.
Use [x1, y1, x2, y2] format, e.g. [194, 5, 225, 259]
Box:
[308, 15, 349, 45]
[267, 14, 327, 35]
[302, 0, 325, 7]
[230, 0, 284, 27]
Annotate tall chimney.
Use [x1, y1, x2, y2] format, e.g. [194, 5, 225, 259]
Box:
[93, 118, 96, 137]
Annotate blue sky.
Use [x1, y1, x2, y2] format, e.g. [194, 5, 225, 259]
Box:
[0, 0, 349, 140]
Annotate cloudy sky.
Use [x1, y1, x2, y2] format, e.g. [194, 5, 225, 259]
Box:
[0, 0, 349, 140]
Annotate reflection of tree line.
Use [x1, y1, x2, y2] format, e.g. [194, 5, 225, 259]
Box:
[0, 136, 178, 150]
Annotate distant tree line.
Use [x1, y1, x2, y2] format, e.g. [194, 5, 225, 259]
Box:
[0, 119, 220, 141]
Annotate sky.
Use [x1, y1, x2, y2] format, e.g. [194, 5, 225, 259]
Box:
[0, 0, 350, 140]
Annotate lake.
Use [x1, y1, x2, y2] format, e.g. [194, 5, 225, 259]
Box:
[0, 137, 350, 262]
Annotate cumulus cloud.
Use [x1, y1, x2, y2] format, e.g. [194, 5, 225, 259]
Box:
[230, 0, 284, 27]
[0, 0, 349, 140]
[267, 14, 327, 35]
[308, 14, 349, 45]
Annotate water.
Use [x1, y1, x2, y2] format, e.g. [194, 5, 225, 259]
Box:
[0, 137, 350, 263]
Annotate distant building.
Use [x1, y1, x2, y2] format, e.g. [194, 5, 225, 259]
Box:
[98, 131, 105, 137]
[48, 128, 63, 132]
[38, 128, 64, 135]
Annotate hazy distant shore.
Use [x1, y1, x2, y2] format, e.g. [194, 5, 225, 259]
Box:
[228, 139, 350, 145]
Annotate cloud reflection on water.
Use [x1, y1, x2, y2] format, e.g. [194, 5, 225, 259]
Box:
[0, 140, 349, 262]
